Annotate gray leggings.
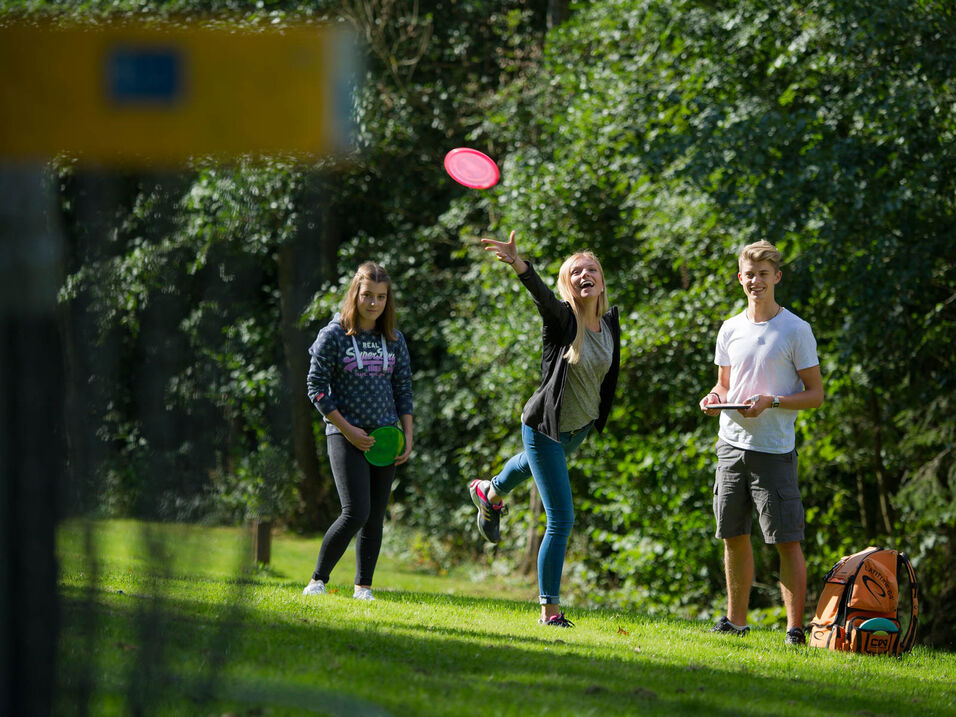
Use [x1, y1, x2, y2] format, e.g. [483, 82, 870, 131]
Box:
[312, 433, 395, 586]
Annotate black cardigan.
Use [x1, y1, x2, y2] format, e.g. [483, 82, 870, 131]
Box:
[517, 262, 621, 441]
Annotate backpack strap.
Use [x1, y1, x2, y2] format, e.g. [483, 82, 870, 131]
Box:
[897, 552, 919, 653]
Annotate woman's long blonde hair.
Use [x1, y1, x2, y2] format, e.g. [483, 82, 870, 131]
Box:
[339, 261, 397, 341]
[556, 251, 608, 364]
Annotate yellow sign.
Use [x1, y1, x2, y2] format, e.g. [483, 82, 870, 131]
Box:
[0, 22, 358, 165]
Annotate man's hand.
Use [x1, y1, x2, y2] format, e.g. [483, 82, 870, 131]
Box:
[700, 391, 722, 417]
[738, 394, 770, 418]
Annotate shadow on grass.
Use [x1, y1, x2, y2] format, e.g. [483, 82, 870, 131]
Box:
[55, 583, 934, 717]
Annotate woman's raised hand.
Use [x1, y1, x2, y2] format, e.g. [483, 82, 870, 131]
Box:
[480, 230, 518, 265]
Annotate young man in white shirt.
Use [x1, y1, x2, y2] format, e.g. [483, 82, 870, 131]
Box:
[700, 240, 824, 646]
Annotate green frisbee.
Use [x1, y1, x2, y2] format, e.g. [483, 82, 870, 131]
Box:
[365, 426, 405, 466]
[858, 617, 899, 633]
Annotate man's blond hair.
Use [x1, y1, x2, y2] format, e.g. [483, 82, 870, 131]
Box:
[738, 240, 782, 271]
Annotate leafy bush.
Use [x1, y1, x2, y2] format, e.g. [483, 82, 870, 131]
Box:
[207, 443, 303, 524]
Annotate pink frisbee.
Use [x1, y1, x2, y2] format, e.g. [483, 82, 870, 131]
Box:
[443, 147, 500, 189]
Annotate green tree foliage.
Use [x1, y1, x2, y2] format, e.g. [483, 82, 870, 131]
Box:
[57, 160, 312, 519]
[44, 0, 551, 530]
[19, 0, 954, 645]
[457, 0, 955, 643]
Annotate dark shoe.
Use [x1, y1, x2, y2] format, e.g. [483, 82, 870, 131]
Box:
[539, 612, 575, 628]
[711, 616, 750, 636]
[785, 627, 806, 646]
[469, 479, 506, 544]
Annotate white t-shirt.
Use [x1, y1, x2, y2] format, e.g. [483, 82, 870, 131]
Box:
[714, 307, 819, 454]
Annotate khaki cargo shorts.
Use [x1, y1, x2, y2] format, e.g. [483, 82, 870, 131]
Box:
[713, 439, 805, 544]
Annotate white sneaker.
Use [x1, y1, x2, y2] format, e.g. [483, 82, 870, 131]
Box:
[353, 587, 375, 601]
[302, 580, 327, 596]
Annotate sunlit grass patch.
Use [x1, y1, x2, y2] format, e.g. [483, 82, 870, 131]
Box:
[56, 520, 956, 716]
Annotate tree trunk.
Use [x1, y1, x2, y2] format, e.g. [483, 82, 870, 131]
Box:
[520, 485, 544, 576]
[277, 244, 327, 525]
[869, 394, 894, 534]
[855, 471, 872, 537]
[281, 170, 341, 529]
[547, 0, 570, 29]
[251, 519, 272, 565]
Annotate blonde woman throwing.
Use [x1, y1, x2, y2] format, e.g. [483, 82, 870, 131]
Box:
[469, 231, 621, 627]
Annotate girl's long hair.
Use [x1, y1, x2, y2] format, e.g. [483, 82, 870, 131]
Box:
[340, 261, 397, 340]
[557, 251, 608, 364]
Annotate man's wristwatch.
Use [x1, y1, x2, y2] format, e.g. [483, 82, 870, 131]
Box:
[771, 395, 781, 408]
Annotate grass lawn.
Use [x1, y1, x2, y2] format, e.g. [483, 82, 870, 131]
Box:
[56, 520, 956, 716]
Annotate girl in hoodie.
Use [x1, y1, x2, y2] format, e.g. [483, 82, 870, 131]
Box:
[303, 262, 413, 600]
[469, 231, 621, 627]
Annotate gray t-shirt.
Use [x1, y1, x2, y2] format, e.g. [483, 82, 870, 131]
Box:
[559, 317, 613, 432]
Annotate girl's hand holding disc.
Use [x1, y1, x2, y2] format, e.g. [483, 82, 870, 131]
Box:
[345, 424, 374, 451]
[394, 435, 413, 465]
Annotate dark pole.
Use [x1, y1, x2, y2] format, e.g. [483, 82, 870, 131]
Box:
[0, 164, 64, 717]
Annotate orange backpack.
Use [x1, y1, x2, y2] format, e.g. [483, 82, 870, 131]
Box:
[808, 546, 918, 656]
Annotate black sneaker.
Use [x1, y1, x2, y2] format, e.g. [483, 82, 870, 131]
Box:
[539, 612, 575, 628]
[711, 616, 750, 636]
[468, 479, 506, 544]
[785, 627, 806, 646]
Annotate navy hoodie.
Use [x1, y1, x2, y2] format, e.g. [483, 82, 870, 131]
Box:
[307, 313, 413, 435]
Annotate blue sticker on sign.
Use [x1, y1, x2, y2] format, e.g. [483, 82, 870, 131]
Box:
[107, 47, 182, 105]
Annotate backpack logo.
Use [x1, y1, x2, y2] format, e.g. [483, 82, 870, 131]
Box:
[862, 574, 887, 600]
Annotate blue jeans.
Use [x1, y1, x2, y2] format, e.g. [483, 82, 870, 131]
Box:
[491, 421, 592, 605]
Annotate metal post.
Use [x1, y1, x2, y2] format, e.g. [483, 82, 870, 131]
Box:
[0, 163, 64, 717]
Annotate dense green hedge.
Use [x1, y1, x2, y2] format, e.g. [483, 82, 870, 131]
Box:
[22, 0, 955, 646]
